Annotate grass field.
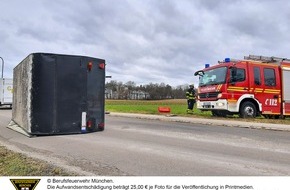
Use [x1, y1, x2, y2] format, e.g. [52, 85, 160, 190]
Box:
[0, 146, 73, 176]
[105, 99, 290, 124]
[105, 99, 210, 116]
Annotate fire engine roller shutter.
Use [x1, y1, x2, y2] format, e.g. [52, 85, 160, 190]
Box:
[282, 69, 290, 101]
[12, 53, 105, 135]
[282, 68, 290, 115]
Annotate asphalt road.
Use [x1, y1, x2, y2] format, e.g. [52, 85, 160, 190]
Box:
[0, 109, 290, 176]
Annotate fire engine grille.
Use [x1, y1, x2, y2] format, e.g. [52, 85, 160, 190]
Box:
[199, 92, 219, 99]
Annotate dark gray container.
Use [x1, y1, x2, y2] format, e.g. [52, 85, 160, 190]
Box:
[11, 53, 105, 135]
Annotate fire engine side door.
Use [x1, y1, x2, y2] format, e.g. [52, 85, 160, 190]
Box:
[228, 63, 250, 106]
[249, 64, 281, 115]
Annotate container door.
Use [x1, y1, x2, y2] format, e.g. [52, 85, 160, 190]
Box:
[56, 56, 87, 133]
[86, 59, 105, 131]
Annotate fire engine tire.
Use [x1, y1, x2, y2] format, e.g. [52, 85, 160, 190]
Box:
[239, 101, 257, 118]
[211, 110, 219, 117]
[211, 110, 227, 117]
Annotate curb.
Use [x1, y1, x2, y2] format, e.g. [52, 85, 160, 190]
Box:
[107, 112, 290, 132]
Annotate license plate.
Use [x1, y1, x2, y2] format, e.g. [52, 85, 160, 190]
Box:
[203, 102, 211, 106]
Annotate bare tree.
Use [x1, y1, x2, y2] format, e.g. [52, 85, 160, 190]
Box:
[105, 80, 188, 100]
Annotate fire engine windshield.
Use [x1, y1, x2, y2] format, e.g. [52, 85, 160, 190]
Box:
[199, 67, 227, 86]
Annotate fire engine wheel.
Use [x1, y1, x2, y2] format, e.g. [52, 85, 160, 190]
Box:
[239, 101, 257, 118]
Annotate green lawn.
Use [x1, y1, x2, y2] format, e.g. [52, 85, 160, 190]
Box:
[105, 99, 210, 116]
[105, 99, 290, 124]
[0, 146, 74, 176]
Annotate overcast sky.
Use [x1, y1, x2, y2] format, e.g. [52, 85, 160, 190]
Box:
[1, 0, 289, 87]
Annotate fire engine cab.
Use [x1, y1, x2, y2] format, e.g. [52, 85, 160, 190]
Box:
[194, 55, 290, 118]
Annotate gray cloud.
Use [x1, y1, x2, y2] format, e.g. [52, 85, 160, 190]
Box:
[1, 0, 290, 86]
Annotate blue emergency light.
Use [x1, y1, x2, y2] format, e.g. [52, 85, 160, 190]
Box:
[205, 64, 210, 68]
[225, 58, 231, 62]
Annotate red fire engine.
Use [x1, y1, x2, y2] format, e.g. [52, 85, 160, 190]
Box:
[194, 55, 290, 118]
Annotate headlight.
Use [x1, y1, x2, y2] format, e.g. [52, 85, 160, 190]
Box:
[217, 93, 222, 98]
[217, 102, 225, 107]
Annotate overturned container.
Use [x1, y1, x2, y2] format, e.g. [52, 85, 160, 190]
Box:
[10, 53, 105, 136]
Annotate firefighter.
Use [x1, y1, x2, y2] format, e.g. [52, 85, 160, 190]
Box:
[186, 84, 196, 113]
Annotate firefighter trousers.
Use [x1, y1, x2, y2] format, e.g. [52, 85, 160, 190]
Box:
[187, 99, 195, 110]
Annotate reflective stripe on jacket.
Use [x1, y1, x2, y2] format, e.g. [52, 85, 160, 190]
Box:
[186, 89, 196, 100]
